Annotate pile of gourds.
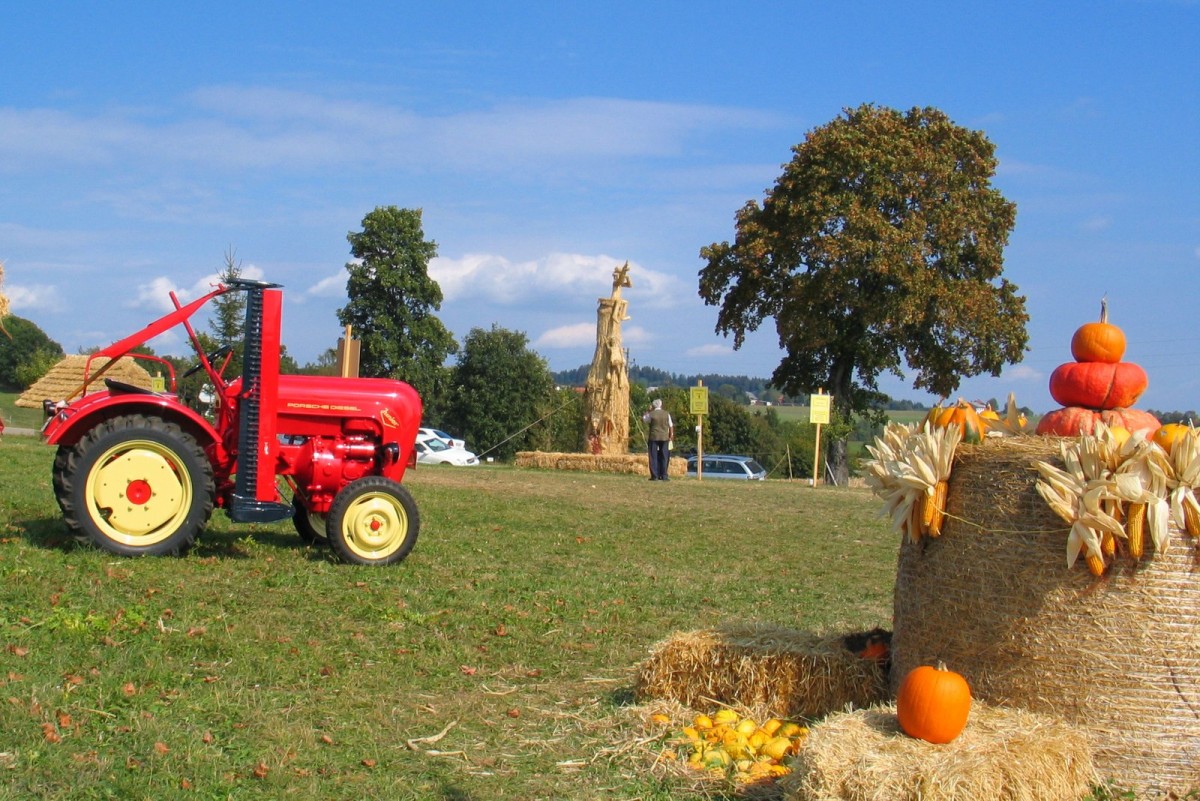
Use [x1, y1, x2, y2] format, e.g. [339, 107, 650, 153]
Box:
[1036, 299, 1160, 437]
[659, 709, 807, 785]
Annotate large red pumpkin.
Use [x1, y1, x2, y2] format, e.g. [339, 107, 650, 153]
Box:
[1036, 406, 1161, 437]
[1048, 361, 1149, 410]
[896, 662, 972, 744]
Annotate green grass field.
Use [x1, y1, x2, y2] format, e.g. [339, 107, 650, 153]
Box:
[0, 417, 1142, 799]
[0, 434, 902, 800]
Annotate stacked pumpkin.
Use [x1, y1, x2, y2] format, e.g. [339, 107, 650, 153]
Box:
[1036, 300, 1160, 437]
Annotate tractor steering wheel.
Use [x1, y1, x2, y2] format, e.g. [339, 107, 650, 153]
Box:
[182, 344, 234, 379]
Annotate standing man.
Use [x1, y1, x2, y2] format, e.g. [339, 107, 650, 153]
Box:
[643, 399, 674, 481]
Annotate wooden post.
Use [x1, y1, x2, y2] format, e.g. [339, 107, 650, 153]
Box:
[813, 420, 823, 487]
[337, 325, 360, 378]
[809, 389, 831, 488]
[691, 380, 709, 480]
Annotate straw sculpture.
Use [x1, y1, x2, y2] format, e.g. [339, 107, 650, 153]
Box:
[515, 451, 686, 477]
[0, 261, 11, 339]
[891, 437, 1200, 797]
[781, 702, 1096, 801]
[16, 354, 155, 408]
[634, 624, 888, 720]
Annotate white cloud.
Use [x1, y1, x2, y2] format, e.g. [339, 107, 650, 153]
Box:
[534, 322, 651, 350]
[0, 89, 781, 177]
[4, 282, 63, 312]
[1003, 365, 1042, 381]
[1080, 216, 1112, 232]
[305, 271, 347, 300]
[533, 323, 595, 349]
[431, 252, 688, 309]
[128, 266, 264, 313]
[686, 343, 735, 358]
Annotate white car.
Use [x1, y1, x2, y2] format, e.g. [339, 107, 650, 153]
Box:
[415, 435, 479, 466]
[419, 427, 467, 449]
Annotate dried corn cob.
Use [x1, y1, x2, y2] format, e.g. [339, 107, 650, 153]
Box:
[1184, 499, 1200, 538]
[926, 479, 948, 537]
[1126, 502, 1147, 560]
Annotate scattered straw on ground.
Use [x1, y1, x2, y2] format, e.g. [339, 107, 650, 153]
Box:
[515, 451, 686, 477]
[780, 702, 1096, 801]
[634, 624, 887, 720]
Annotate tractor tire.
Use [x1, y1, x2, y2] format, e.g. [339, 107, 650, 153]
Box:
[292, 496, 328, 545]
[52, 445, 72, 515]
[326, 477, 419, 566]
[56, 414, 215, 556]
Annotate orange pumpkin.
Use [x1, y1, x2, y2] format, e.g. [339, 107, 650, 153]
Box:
[927, 400, 984, 444]
[896, 661, 972, 744]
[1048, 361, 1148, 410]
[1036, 406, 1161, 438]
[1071, 298, 1126, 364]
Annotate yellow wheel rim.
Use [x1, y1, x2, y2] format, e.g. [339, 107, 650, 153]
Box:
[338, 491, 409, 560]
[85, 439, 193, 547]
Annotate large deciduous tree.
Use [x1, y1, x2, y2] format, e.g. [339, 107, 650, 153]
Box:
[337, 207, 458, 418]
[445, 325, 554, 462]
[699, 104, 1028, 480]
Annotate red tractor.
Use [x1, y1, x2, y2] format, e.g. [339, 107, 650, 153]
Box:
[41, 278, 423, 566]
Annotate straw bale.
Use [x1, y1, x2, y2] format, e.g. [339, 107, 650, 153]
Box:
[634, 624, 887, 720]
[891, 437, 1200, 797]
[515, 451, 686, 477]
[781, 702, 1096, 801]
[16, 354, 155, 408]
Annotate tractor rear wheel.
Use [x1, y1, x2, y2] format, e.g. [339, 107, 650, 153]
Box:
[326, 477, 419, 566]
[292, 496, 328, 545]
[56, 414, 214, 556]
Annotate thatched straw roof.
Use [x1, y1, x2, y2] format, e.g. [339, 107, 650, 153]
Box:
[16, 354, 155, 408]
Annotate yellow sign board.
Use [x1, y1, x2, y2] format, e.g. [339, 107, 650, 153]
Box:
[690, 386, 709, 415]
[809, 393, 831, 425]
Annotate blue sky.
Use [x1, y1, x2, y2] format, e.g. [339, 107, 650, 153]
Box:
[2, 2, 1197, 413]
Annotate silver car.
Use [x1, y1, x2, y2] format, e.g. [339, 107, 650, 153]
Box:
[686, 454, 767, 480]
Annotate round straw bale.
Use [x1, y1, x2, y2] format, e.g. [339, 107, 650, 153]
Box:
[891, 437, 1200, 797]
[781, 702, 1096, 801]
[634, 624, 887, 720]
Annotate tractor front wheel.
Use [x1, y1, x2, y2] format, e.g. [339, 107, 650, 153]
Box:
[56, 415, 214, 556]
[326, 477, 419, 566]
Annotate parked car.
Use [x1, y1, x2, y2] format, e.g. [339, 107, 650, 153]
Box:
[685, 454, 767, 480]
[419, 427, 466, 449]
[415, 435, 479, 466]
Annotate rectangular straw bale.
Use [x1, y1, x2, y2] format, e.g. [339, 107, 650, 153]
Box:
[634, 624, 886, 720]
[515, 451, 686, 477]
[782, 702, 1096, 801]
